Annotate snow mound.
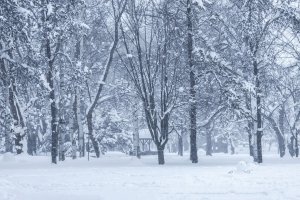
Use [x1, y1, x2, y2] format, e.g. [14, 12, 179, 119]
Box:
[197, 148, 206, 156]
[228, 161, 254, 174]
[2, 153, 15, 162]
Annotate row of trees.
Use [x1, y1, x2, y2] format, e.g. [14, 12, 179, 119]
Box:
[0, 0, 299, 164]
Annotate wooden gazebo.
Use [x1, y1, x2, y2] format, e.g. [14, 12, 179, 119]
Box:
[139, 129, 154, 152]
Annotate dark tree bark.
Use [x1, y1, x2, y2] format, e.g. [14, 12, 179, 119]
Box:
[41, 0, 60, 164]
[46, 38, 59, 164]
[157, 146, 165, 165]
[187, 0, 198, 164]
[27, 127, 37, 156]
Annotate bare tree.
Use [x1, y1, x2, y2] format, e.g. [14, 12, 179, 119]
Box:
[121, 0, 181, 164]
[86, 0, 127, 158]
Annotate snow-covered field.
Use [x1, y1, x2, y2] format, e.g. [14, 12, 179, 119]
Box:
[1, 152, 299, 200]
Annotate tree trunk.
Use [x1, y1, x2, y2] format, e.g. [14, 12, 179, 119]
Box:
[178, 134, 183, 156]
[278, 107, 285, 157]
[187, 0, 198, 164]
[87, 113, 100, 158]
[229, 138, 235, 154]
[295, 130, 299, 157]
[254, 60, 263, 163]
[248, 132, 254, 156]
[85, 1, 126, 158]
[74, 35, 85, 158]
[8, 74, 25, 154]
[288, 136, 295, 157]
[76, 88, 84, 157]
[277, 134, 285, 157]
[247, 122, 254, 157]
[264, 113, 285, 157]
[4, 87, 13, 153]
[72, 139, 77, 159]
[72, 91, 78, 159]
[157, 146, 165, 165]
[50, 88, 58, 163]
[27, 131, 37, 156]
[133, 110, 141, 158]
[206, 129, 212, 156]
[58, 118, 65, 161]
[9, 86, 24, 154]
[46, 37, 58, 164]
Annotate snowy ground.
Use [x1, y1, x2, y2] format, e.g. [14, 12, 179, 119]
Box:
[0, 151, 299, 200]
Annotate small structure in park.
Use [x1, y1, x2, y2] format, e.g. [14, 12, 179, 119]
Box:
[139, 129, 153, 152]
[132, 129, 156, 156]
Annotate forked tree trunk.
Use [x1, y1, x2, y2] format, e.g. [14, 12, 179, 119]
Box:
[264, 113, 285, 157]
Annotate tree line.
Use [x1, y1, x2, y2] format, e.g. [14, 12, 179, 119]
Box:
[0, 0, 300, 164]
